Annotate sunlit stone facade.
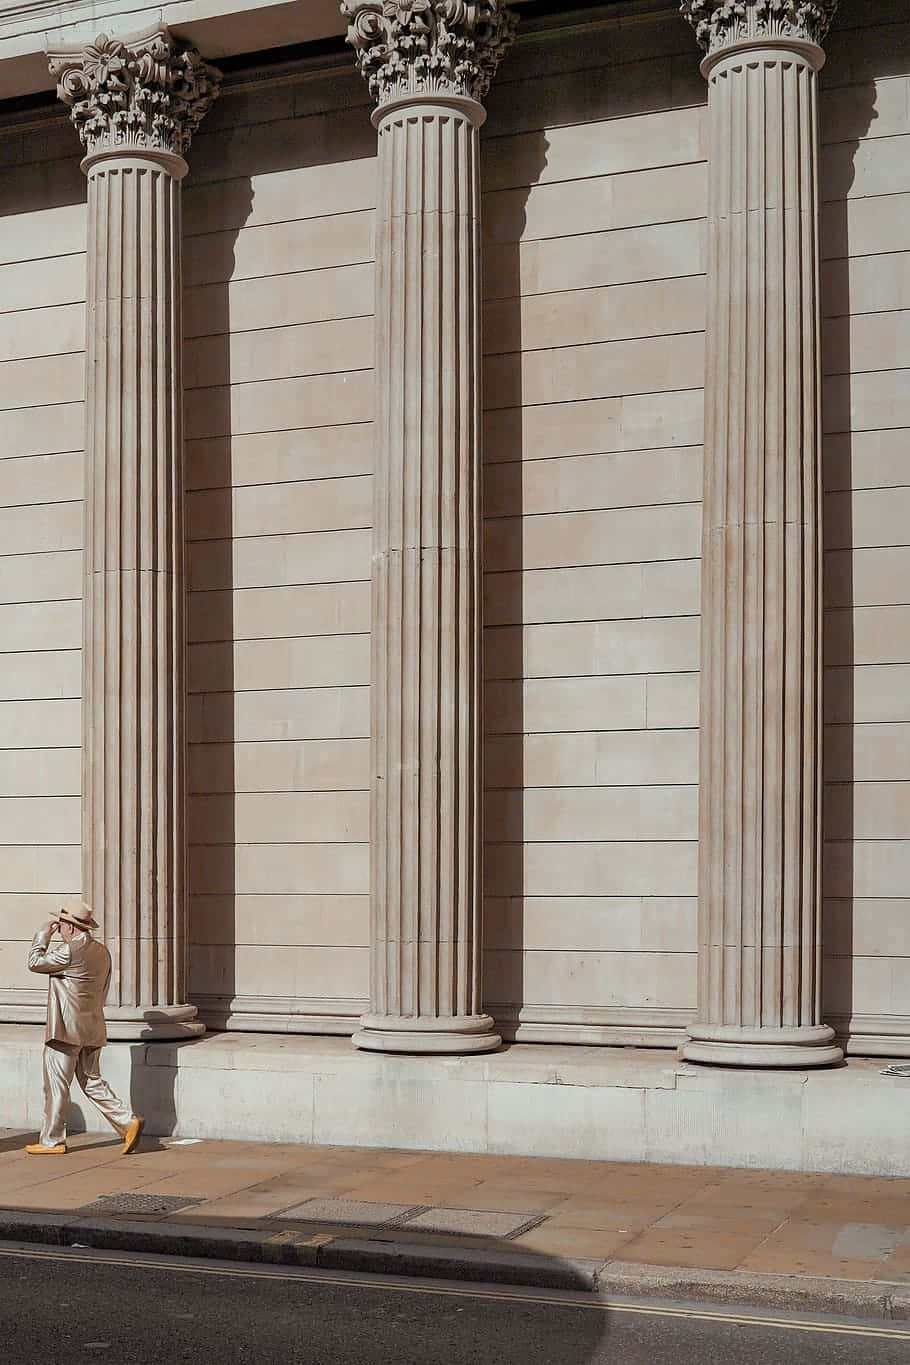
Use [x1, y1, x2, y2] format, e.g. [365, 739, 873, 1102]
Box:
[0, 0, 908, 1164]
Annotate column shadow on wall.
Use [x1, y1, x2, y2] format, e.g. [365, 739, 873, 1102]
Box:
[480, 127, 549, 1039]
[182, 173, 256, 1036]
[127, 171, 255, 1135]
[818, 66, 878, 1053]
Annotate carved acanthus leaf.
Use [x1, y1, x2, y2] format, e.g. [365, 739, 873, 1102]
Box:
[341, 1, 517, 105]
[680, 0, 839, 54]
[48, 27, 221, 157]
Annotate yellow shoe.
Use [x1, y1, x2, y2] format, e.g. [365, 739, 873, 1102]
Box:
[25, 1143, 66, 1155]
[121, 1115, 145, 1155]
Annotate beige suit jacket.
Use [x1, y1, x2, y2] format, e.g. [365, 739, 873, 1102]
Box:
[28, 927, 111, 1048]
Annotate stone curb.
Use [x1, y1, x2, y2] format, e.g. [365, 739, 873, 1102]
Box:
[1, 1208, 908, 1322]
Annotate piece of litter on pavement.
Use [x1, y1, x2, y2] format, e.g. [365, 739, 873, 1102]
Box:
[880, 1064, 910, 1077]
[166, 1138, 203, 1145]
[70, 1243, 89, 1248]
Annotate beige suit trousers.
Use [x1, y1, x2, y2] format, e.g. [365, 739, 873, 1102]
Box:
[40, 1041, 134, 1148]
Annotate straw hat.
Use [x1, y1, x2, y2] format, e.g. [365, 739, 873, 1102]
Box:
[58, 898, 99, 931]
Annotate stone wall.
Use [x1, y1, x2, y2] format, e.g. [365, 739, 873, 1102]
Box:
[0, 1, 907, 1052]
[0, 116, 85, 1013]
[181, 66, 377, 1030]
[820, 1, 910, 1049]
[479, 11, 708, 1042]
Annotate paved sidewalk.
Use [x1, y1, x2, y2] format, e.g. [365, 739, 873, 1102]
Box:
[1, 1127, 909, 1318]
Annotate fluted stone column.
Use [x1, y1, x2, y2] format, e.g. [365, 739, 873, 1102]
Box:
[343, 2, 515, 1053]
[679, 1, 842, 1066]
[48, 30, 220, 1039]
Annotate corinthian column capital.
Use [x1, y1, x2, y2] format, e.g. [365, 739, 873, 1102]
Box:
[341, 0, 517, 107]
[47, 26, 220, 161]
[680, 0, 839, 61]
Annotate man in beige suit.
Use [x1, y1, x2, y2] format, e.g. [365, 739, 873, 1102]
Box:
[26, 898, 144, 1156]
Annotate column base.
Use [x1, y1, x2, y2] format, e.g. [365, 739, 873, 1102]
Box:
[680, 1024, 843, 1068]
[353, 1014, 501, 1055]
[104, 1004, 205, 1041]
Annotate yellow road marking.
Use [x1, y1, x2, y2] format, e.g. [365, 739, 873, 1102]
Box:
[0, 1243, 907, 1341]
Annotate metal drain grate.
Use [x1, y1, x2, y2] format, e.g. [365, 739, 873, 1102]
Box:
[77, 1193, 205, 1216]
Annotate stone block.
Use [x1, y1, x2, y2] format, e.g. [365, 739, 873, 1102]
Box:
[0, 649, 79, 703]
[491, 840, 697, 899]
[485, 729, 698, 789]
[0, 844, 79, 893]
[187, 475, 372, 541]
[484, 785, 698, 843]
[645, 672, 700, 729]
[483, 107, 705, 193]
[184, 210, 374, 288]
[825, 486, 910, 550]
[0, 502, 81, 555]
[187, 687, 370, 745]
[483, 896, 697, 954]
[484, 562, 698, 627]
[821, 191, 910, 261]
[0, 401, 83, 461]
[0, 698, 80, 750]
[484, 163, 707, 245]
[0, 550, 81, 605]
[484, 390, 703, 463]
[189, 529, 371, 592]
[185, 316, 374, 389]
[189, 842, 369, 897]
[484, 220, 706, 300]
[189, 893, 369, 948]
[484, 947, 696, 1011]
[825, 546, 910, 608]
[822, 252, 910, 320]
[185, 262, 373, 338]
[0, 796, 79, 845]
[0, 748, 80, 798]
[487, 1079, 645, 1161]
[189, 635, 370, 694]
[821, 133, 910, 203]
[824, 429, 910, 494]
[484, 504, 702, 573]
[0, 600, 81, 653]
[0, 202, 85, 265]
[483, 445, 702, 517]
[187, 581, 370, 644]
[483, 674, 647, 735]
[190, 943, 370, 1000]
[0, 254, 84, 312]
[485, 617, 699, 680]
[825, 664, 910, 724]
[827, 605, 910, 666]
[184, 158, 374, 237]
[825, 781, 910, 840]
[313, 1069, 489, 1152]
[825, 721, 910, 781]
[186, 372, 373, 442]
[188, 738, 369, 795]
[186, 425, 373, 491]
[0, 302, 84, 364]
[646, 1072, 805, 1169]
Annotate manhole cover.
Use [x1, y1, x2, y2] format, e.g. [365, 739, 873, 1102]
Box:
[77, 1193, 205, 1216]
[400, 1208, 546, 1240]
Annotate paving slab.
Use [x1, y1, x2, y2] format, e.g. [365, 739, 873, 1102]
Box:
[1, 1127, 910, 1320]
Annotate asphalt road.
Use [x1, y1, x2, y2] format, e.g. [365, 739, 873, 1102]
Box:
[1, 1243, 908, 1365]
